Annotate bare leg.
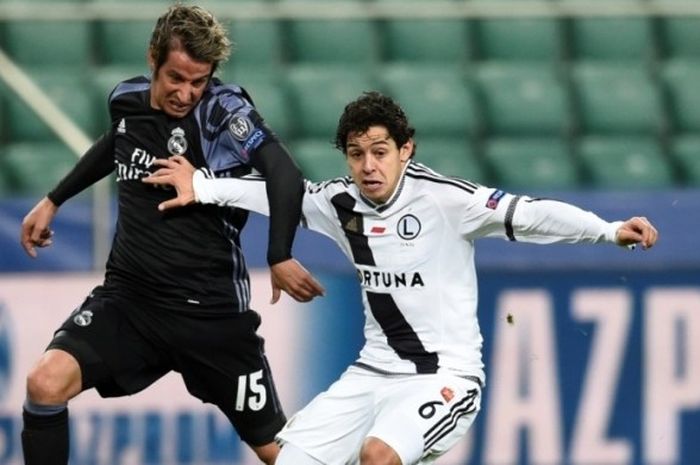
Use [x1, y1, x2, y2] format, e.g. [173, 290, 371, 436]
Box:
[360, 437, 402, 465]
[22, 349, 83, 465]
[251, 441, 280, 465]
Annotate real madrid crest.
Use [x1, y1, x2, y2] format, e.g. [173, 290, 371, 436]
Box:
[73, 310, 94, 327]
[167, 127, 188, 156]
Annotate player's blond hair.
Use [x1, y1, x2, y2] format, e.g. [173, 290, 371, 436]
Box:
[149, 4, 231, 75]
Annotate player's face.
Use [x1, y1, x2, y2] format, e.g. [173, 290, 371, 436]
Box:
[150, 48, 212, 118]
[345, 126, 413, 204]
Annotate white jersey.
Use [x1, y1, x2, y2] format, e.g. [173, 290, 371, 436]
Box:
[194, 160, 622, 383]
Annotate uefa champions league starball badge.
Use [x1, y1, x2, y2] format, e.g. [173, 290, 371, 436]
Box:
[167, 127, 188, 155]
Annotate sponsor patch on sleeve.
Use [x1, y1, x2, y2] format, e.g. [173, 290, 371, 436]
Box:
[229, 113, 268, 154]
[242, 129, 266, 153]
[486, 189, 506, 210]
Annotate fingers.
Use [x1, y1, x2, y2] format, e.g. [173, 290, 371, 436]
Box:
[150, 156, 186, 169]
[21, 227, 54, 258]
[21, 238, 37, 258]
[303, 274, 326, 298]
[142, 168, 173, 185]
[640, 216, 658, 249]
[20, 224, 35, 257]
[629, 216, 658, 249]
[618, 216, 659, 250]
[151, 167, 174, 177]
[269, 259, 326, 303]
[19, 197, 58, 259]
[278, 275, 325, 303]
[157, 199, 180, 211]
[270, 284, 281, 305]
[143, 157, 185, 184]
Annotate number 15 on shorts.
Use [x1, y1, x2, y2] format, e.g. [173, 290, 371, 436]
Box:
[235, 370, 267, 411]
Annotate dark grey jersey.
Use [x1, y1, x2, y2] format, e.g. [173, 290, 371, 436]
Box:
[104, 76, 277, 314]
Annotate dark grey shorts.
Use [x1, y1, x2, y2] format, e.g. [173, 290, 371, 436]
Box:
[48, 287, 286, 446]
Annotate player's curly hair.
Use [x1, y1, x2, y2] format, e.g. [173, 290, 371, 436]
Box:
[149, 4, 231, 75]
[335, 91, 416, 157]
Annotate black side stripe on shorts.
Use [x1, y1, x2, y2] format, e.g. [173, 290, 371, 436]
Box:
[505, 195, 522, 241]
[331, 192, 375, 266]
[423, 388, 479, 451]
[367, 292, 439, 374]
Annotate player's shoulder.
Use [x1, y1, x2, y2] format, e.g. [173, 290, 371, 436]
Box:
[108, 74, 151, 120]
[204, 77, 254, 112]
[304, 176, 354, 196]
[406, 161, 482, 197]
[109, 74, 151, 104]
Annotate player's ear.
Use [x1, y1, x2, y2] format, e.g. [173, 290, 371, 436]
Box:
[399, 139, 414, 162]
[147, 48, 156, 73]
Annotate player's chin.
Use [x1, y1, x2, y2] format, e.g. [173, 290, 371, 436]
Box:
[361, 184, 385, 202]
[165, 104, 191, 118]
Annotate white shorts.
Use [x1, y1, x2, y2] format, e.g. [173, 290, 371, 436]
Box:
[277, 365, 482, 465]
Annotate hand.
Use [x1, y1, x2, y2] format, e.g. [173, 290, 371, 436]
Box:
[20, 196, 58, 258]
[269, 258, 325, 304]
[615, 216, 658, 250]
[142, 155, 197, 210]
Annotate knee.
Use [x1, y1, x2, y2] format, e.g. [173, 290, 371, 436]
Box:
[26, 352, 80, 404]
[26, 365, 67, 404]
[251, 441, 279, 465]
[360, 437, 402, 465]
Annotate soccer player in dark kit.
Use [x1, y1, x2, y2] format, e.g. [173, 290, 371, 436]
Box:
[18, 5, 324, 465]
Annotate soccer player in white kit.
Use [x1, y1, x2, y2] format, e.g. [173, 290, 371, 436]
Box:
[144, 91, 659, 465]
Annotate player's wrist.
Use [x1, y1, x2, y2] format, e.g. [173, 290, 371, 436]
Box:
[192, 169, 211, 203]
[609, 221, 626, 244]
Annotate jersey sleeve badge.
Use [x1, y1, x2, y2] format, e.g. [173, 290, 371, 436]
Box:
[229, 115, 253, 141]
[228, 113, 267, 154]
[486, 189, 506, 210]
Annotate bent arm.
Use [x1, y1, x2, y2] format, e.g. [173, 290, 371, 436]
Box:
[48, 131, 115, 206]
[21, 131, 115, 257]
[249, 141, 304, 266]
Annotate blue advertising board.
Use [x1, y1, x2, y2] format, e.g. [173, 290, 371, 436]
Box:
[290, 269, 700, 465]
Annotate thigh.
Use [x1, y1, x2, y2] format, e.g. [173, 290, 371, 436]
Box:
[369, 374, 482, 465]
[277, 368, 380, 465]
[172, 310, 287, 446]
[48, 289, 169, 397]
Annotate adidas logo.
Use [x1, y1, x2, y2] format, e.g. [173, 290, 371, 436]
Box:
[117, 118, 126, 134]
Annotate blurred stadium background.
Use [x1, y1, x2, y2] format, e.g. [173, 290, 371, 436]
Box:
[0, 1, 699, 465]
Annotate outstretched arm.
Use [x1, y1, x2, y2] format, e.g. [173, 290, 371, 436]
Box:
[510, 197, 659, 249]
[144, 155, 325, 303]
[143, 156, 269, 213]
